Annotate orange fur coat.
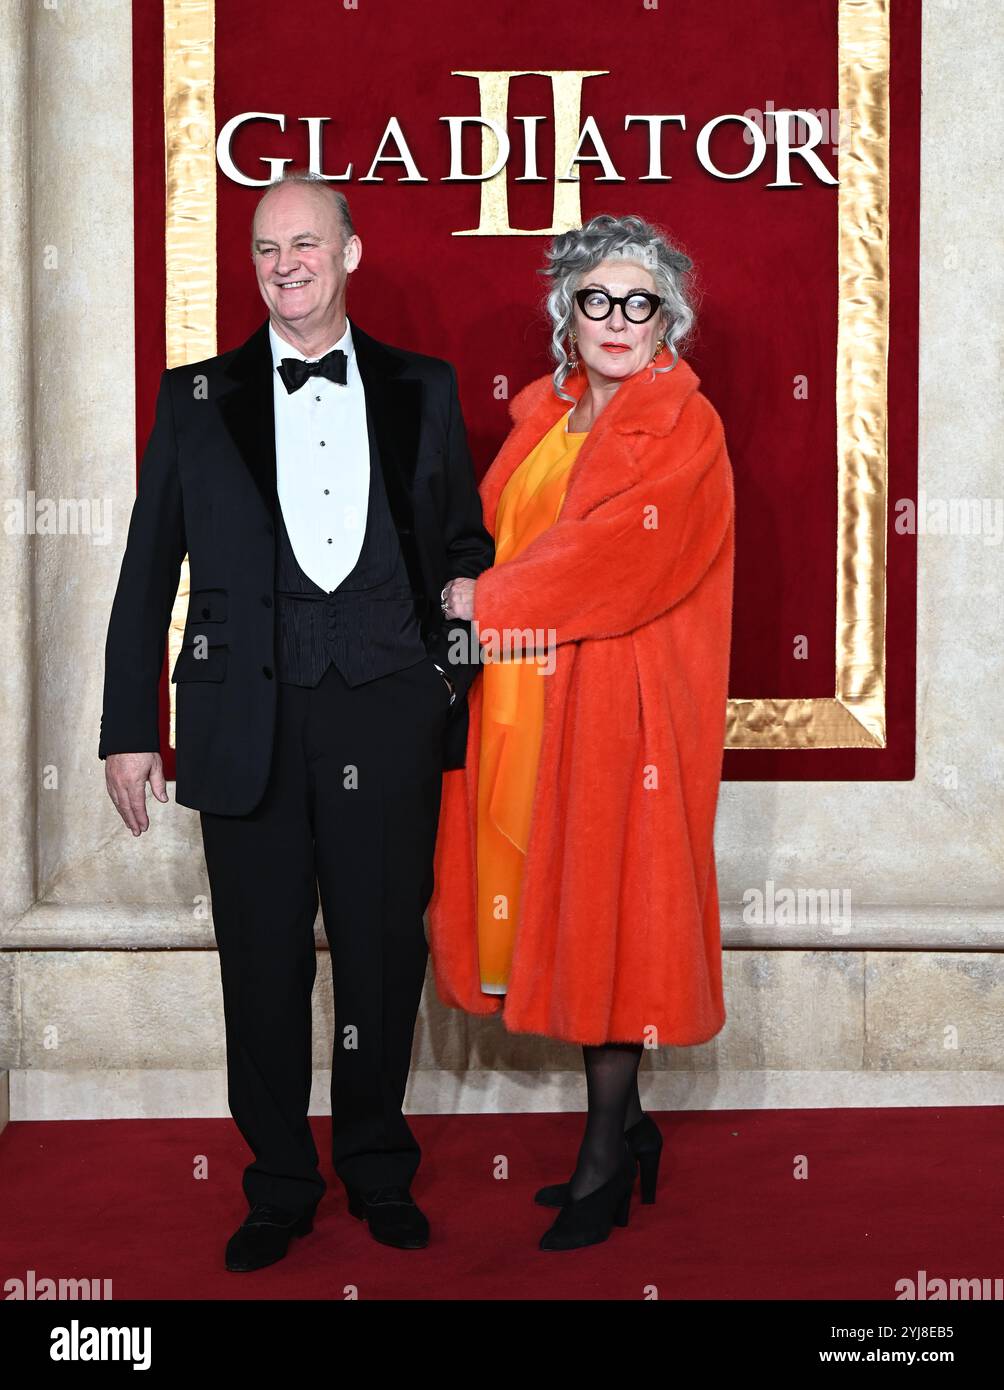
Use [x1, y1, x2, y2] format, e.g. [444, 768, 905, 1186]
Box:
[427, 353, 736, 1045]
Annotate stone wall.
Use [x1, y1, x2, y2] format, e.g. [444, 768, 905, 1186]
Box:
[1, 0, 1001, 1123]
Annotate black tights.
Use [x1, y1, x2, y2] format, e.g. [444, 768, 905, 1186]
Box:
[568, 1042, 644, 1201]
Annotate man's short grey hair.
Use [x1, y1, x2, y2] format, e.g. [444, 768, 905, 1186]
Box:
[250, 168, 355, 253]
[540, 213, 698, 401]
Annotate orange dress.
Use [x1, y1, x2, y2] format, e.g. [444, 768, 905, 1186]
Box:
[476, 409, 587, 992]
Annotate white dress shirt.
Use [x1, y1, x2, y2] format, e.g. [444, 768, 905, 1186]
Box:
[269, 318, 370, 592]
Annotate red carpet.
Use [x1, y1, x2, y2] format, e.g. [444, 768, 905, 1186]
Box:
[1, 1107, 1000, 1300]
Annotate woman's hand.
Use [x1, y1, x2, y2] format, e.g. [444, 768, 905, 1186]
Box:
[442, 577, 476, 621]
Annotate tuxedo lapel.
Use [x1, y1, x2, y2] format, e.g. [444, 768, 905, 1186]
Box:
[350, 319, 421, 538]
[218, 320, 277, 521]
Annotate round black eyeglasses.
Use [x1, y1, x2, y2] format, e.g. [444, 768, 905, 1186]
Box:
[574, 289, 663, 323]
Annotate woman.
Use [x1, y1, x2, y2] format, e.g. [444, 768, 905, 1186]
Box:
[428, 214, 735, 1250]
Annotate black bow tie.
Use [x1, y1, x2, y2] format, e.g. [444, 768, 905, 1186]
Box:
[277, 348, 347, 394]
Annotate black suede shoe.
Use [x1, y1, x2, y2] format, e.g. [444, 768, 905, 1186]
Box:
[535, 1113, 664, 1208]
[539, 1143, 636, 1252]
[225, 1202, 315, 1272]
[346, 1185, 429, 1249]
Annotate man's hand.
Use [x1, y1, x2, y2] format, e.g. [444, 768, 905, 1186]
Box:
[105, 752, 169, 836]
[442, 577, 476, 621]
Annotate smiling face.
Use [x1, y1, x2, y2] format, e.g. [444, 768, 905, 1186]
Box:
[251, 181, 361, 346]
[572, 257, 666, 383]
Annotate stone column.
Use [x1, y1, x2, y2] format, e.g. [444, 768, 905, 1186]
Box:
[0, 0, 33, 1105]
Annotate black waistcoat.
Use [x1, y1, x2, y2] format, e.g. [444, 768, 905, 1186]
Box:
[273, 431, 428, 687]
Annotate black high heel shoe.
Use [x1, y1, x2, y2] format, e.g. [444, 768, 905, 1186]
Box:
[538, 1142, 636, 1251]
[535, 1112, 663, 1208]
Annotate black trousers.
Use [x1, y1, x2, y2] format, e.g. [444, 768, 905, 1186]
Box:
[199, 654, 449, 1215]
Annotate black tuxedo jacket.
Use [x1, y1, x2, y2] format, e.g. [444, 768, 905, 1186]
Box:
[99, 317, 494, 815]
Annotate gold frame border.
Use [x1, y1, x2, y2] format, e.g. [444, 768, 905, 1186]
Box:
[727, 0, 890, 749]
[164, 0, 216, 745]
[161, 0, 891, 751]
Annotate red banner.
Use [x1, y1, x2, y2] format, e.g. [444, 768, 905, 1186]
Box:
[133, 0, 920, 781]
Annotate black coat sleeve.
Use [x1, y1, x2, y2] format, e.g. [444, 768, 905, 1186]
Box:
[426, 362, 494, 702]
[98, 370, 187, 758]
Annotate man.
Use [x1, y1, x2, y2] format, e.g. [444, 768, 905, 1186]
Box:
[99, 170, 493, 1271]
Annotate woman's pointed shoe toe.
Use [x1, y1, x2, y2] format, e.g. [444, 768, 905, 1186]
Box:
[537, 1146, 635, 1251]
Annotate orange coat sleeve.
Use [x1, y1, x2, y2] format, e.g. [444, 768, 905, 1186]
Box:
[473, 392, 734, 646]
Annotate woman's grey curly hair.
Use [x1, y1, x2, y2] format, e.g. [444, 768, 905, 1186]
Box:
[540, 214, 697, 401]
